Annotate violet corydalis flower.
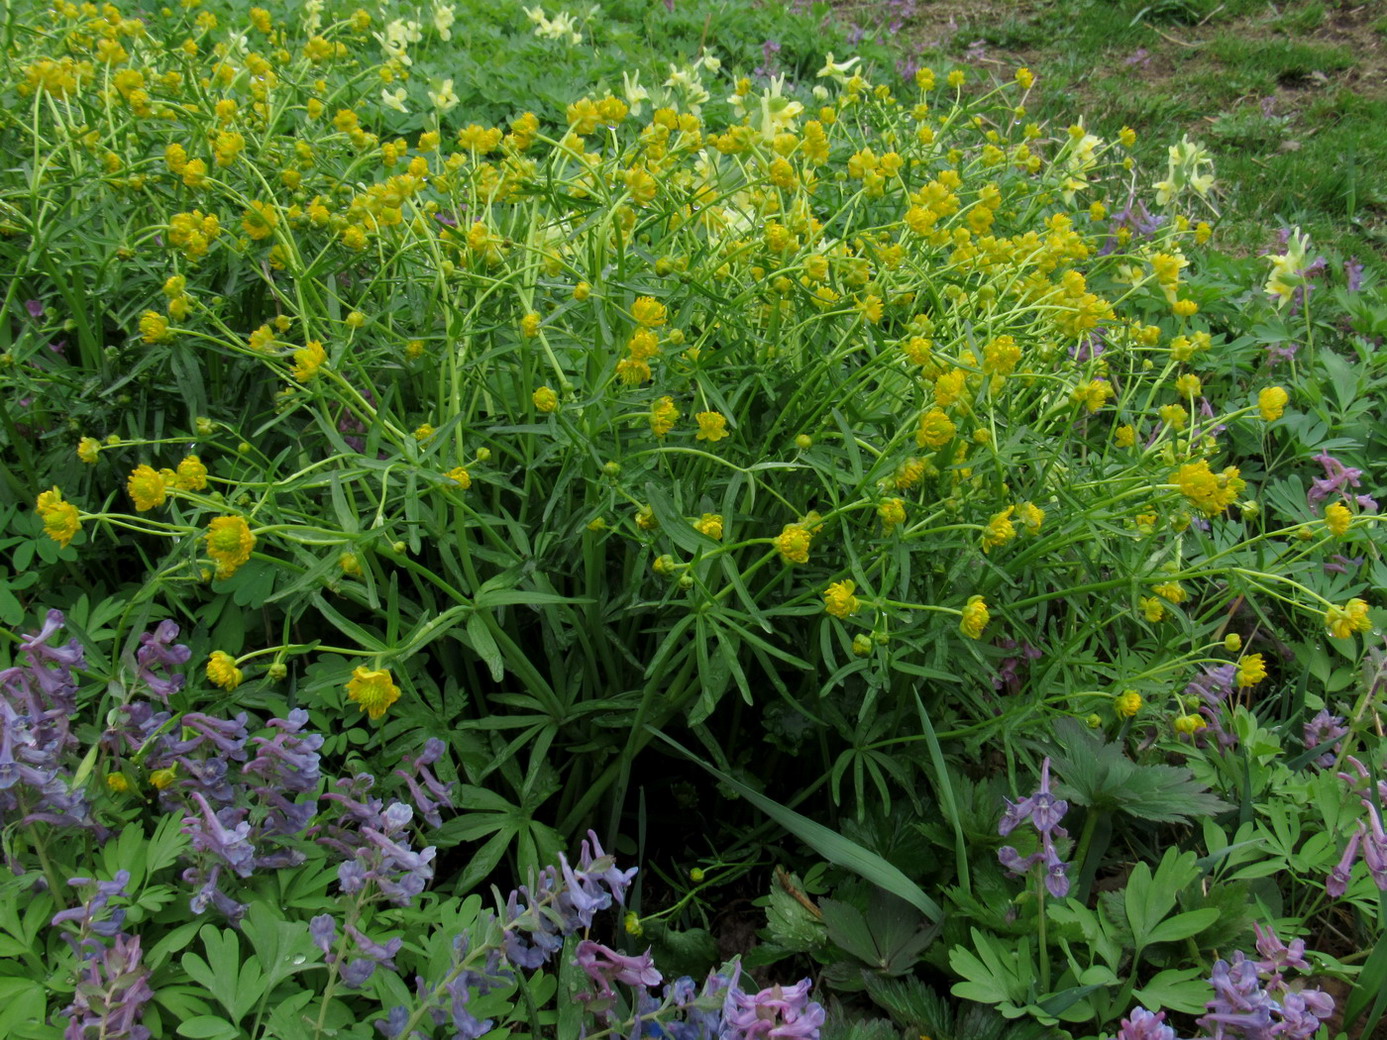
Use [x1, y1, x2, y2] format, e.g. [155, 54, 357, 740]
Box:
[997, 757, 1071, 897]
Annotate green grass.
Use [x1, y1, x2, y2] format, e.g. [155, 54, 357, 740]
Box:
[852, 0, 1387, 268]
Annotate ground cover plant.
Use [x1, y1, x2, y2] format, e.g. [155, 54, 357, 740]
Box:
[1, 0, 1386, 1038]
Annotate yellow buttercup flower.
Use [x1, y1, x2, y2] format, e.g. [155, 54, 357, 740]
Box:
[695, 411, 729, 442]
[650, 396, 679, 438]
[1153, 582, 1186, 604]
[293, 340, 327, 382]
[36, 488, 81, 548]
[1258, 386, 1288, 421]
[1140, 597, 1165, 623]
[776, 524, 811, 564]
[1174, 714, 1206, 735]
[916, 408, 955, 449]
[878, 497, 906, 532]
[1324, 502, 1352, 538]
[1173, 460, 1245, 516]
[446, 466, 472, 489]
[1114, 425, 1136, 448]
[1326, 598, 1372, 639]
[520, 312, 541, 338]
[981, 506, 1016, 553]
[693, 513, 723, 540]
[1017, 502, 1045, 536]
[106, 773, 132, 794]
[1235, 653, 1267, 687]
[533, 386, 559, 412]
[127, 465, 168, 511]
[823, 580, 859, 619]
[150, 767, 178, 790]
[631, 296, 667, 328]
[345, 666, 401, 720]
[77, 437, 101, 464]
[959, 596, 990, 639]
[206, 516, 256, 580]
[176, 455, 208, 491]
[1114, 690, 1142, 717]
[206, 651, 243, 691]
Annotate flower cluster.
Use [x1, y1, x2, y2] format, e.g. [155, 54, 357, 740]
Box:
[997, 757, 1070, 897]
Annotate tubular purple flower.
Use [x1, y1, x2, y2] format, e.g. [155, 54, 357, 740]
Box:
[134, 620, 192, 702]
[309, 914, 336, 955]
[184, 792, 256, 877]
[1327, 824, 1363, 897]
[723, 977, 825, 1040]
[1114, 1006, 1176, 1040]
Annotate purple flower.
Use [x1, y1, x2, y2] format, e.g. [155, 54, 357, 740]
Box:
[1252, 922, 1310, 977]
[1302, 709, 1347, 768]
[25, 299, 44, 320]
[134, 621, 191, 702]
[393, 737, 453, 828]
[243, 709, 323, 793]
[310, 914, 336, 955]
[723, 976, 824, 1040]
[1114, 1006, 1175, 1040]
[1327, 823, 1363, 897]
[1345, 257, 1364, 293]
[60, 933, 154, 1040]
[1308, 453, 1364, 507]
[184, 792, 256, 878]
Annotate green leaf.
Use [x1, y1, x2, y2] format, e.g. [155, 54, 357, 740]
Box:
[1143, 907, 1221, 945]
[0, 978, 45, 1035]
[1133, 967, 1215, 1014]
[175, 1018, 240, 1040]
[650, 729, 942, 921]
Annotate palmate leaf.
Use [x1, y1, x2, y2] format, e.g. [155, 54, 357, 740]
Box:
[1046, 719, 1231, 823]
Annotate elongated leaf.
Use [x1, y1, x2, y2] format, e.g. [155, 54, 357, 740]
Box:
[649, 730, 942, 921]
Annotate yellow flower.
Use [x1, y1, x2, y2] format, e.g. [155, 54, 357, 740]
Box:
[206, 516, 256, 580]
[345, 666, 401, 720]
[127, 465, 168, 511]
[1324, 502, 1352, 538]
[652, 554, 678, 577]
[1140, 597, 1165, 622]
[1174, 714, 1206, 735]
[1173, 460, 1245, 516]
[693, 513, 723, 540]
[1114, 424, 1136, 448]
[77, 437, 101, 464]
[293, 340, 328, 382]
[636, 505, 659, 531]
[206, 651, 243, 691]
[1258, 386, 1288, 421]
[1015, 66, 1034, 89]
[982, 335, 1020, 376]
[981, 506, 1016, 553]
[242, 200, 278, 240]
[533, 386, 559, 412]
[616, 358, 652, 385]
[650, 396, 679, 438]
[106, 773, 132, 794]
[175, 455, 208, 491]
[35, 488, 81, 547]
[631, 296, 668, 327]
[520, 312, 541, 338]
[1017, 502, 1045, 535]
[1072, 379, 1113, 413]
[823, 580, 859, 619]
[695, 411, 729, 442]
[139, 311, 171, 344]
[1154, 582, 1186, 604]
[1172, 299, 1199, 317]
[446, 466, 472, 489]
[878, 497, 906, 532]
[1235, 653, 1267, 687]
[776, 524, 811, 564]
[1326, 598, 1372, 639]
[959, 595, 990, 639]
[150, 767, 178, 790]
[935, 368, 967, 408]
[1114, 690, 1142, 717]
[916, 408, 955, 449]
[413, 424, 435, 442]
[1175, 373, 1202, 398]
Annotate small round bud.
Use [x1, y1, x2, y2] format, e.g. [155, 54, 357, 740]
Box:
[268, 662, 288, 681]
[852, 634, 873, 657]
[1224, 633, 1242, 652]
[237, 441, 253, 454]
[195, 416, 215, 436]
[689, 867, 705, 882]
[795, 434, 813, 450]
[392, 541, 407, 554]
[603, 461, 622, 477]
[474, 447, 491, 462]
